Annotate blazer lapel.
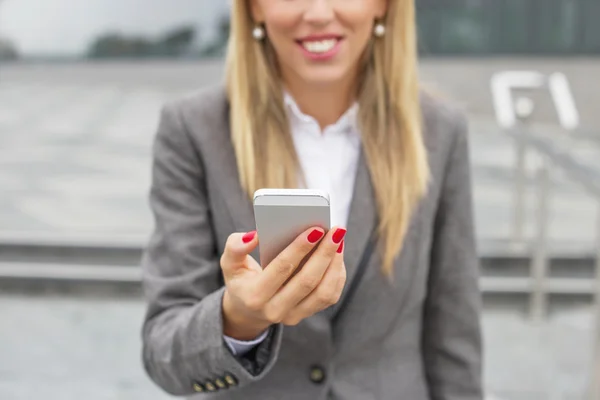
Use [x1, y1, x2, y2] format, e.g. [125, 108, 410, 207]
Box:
[340, 150, 377, 289]
[318, 150, 377, 322]
[203, 96, 256, 235]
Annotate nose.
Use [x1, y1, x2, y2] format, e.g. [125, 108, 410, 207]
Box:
[304, 0, 335, 25]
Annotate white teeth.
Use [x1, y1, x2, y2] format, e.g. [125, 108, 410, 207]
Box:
[302, 39, 337, 54]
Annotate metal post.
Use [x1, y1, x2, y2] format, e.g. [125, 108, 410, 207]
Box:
[513, 128, 527, 242]
[589, 202, 600, 399]
[512, 97, 535, 243]
[530, 159, 551, 321]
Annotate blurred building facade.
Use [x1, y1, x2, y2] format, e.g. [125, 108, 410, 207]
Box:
[0, 0, 598, 61]
[417, 0, 600, 55]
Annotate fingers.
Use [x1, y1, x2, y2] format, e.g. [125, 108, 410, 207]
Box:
[283, 252, 346, 326]
[220, 231, 260, 278]
[267, 227, 346, 314]
[255, 227, 327, 302]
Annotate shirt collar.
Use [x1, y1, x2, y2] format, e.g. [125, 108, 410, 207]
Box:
[283, 91, 359, 135]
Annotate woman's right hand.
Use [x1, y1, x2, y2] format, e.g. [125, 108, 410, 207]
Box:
[220, 227, 347, 341]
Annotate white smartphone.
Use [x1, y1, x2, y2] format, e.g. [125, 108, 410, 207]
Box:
[253, 188, 331, 268]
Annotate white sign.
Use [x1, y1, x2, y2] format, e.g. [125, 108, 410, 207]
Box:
[491, 71, 580, 130]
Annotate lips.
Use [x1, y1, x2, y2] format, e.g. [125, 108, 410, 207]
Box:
[296, 35, 344, 55]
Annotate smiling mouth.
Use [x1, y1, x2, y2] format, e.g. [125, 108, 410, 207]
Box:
[297, 38, 343, 54]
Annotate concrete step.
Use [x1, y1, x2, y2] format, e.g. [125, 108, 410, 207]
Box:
[480, 276, 596, 294]
[1, 234, 597, 296]
[0, 231, 145, 266]
[0, 259, 595, 294]
[0, 261, 141, 282]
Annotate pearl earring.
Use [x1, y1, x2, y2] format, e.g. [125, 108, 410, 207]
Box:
[252, 25, 265, 41]
[373, 23, 386, 38]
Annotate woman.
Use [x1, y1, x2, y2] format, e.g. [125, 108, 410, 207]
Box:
[141, 0, 483, 399]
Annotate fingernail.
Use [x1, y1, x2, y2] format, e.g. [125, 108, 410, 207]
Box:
[307, 229, 324, 243]
[336, 240, 344, 254]
[242, 231, 257, 243]
[332, 228, 347, 244]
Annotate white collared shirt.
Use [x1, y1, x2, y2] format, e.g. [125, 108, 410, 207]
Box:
[284, 92, 361, 228]
[224, 94, 362, 355]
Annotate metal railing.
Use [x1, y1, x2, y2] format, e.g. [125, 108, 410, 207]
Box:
[499, 118, 600, 399]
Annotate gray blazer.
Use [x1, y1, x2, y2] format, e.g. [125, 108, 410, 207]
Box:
[141, 85, 483, 400]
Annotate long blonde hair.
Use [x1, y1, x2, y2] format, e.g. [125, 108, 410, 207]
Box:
[225, 0, 429, 276]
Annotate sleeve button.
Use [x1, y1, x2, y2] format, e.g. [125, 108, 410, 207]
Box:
[215, 378, 227, 389]
[205, 382, 217, 392]
[224, 374, 238, 387]
[192, 383, 204, 393]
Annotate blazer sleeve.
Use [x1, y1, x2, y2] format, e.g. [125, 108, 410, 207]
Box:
[140, 102, 282, 396]
[422, 112, 484, 400]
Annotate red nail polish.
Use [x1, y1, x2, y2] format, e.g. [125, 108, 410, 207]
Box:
[307, 229, 324, 243]
[336, 240, 344, 254]
[332, 228, 347, 244]
[242, 231, 257, 243]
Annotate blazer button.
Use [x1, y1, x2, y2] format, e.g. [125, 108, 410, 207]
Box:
[205, 382, 217, 392]
[309, 366, 326, 384]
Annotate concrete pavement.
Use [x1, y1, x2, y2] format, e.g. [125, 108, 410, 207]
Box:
[0, 293, 595, 400]
[0, 79, 598, 248]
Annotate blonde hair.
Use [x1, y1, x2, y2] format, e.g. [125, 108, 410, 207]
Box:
[225, 0, 429, 277]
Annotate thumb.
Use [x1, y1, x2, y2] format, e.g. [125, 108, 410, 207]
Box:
[221, 230, 259, 275]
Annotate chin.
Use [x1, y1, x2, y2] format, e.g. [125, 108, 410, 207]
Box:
[295, 66, 350, 87]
